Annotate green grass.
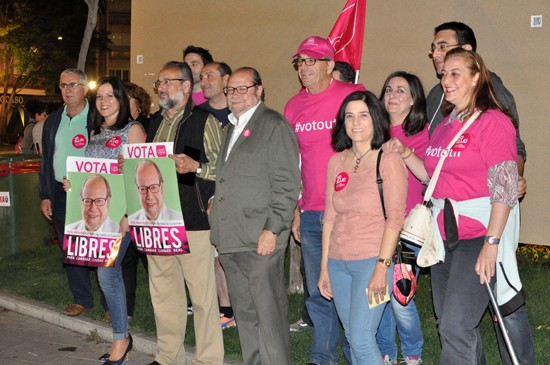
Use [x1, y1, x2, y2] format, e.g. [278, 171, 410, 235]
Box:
[0, 244, 549, 364]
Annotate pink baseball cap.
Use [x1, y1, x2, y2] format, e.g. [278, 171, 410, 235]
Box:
[292, 36, 335, 59]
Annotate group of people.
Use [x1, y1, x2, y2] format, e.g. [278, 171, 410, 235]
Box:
[37, 19, 534, 365]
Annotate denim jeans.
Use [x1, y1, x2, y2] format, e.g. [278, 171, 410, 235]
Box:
[301, 211, 348, 365]
[496, 304, 535, 365]
[53, 183, 94, 309]
[329, 257, 391, 365]
[376, 242, 423, 359]
[97, 232, 130, 340]
[431, 237, 493, 365]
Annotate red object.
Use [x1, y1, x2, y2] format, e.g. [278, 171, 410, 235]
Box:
[327, 0, 367, 72]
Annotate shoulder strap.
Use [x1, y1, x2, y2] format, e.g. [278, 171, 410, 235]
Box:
[423, 110, 481, 203]
[376, 149, 386, 220]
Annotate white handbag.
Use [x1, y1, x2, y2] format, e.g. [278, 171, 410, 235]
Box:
[400, 111, 481, 267]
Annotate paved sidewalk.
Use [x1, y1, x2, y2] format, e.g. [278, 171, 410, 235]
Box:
[0, 293, 241, 364]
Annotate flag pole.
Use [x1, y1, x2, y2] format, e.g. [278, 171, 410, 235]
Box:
[354, 70, 360, 84]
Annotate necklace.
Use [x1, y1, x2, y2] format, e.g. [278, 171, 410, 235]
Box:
[351, 148, 371, 173]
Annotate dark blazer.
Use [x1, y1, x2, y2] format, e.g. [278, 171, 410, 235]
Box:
[209, 103, 300, 254]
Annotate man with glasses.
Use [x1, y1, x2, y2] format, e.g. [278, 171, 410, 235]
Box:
[425, 21, 534, 365]
[284, 36, 365, 365]
[209, 66, 301, 365]
[66, 175, 119, 234]
[39, 68, 95, 317]
[128, 160, 181, 223]
[144, 61, 223, 365]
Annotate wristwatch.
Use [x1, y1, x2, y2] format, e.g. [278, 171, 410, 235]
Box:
[484, 235, 501, 245]
[196, 165, 202, 175]
[377, 258, 391, 267]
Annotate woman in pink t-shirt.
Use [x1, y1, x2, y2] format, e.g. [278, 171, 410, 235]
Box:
[390, 49, 519, 364]
[377, 71, 428, 365]
[319, 90, 407, 365]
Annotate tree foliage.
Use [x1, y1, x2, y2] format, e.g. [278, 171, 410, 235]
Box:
[0, 0, 108, 134]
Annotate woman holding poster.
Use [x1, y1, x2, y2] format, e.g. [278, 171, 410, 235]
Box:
[65, 76, 145, 364]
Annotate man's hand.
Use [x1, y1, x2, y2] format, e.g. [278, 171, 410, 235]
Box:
[257, 230, 277, 256]
[170, 154, 200, 174]
[41, 199, 53, 221]
[518, 176, 527, 200]
[117, 154, 125, 174]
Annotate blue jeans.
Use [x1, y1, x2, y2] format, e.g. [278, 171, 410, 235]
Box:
[301, 211, 348, 365]
[53, 183, 94, 308]
[376, 243, 423, 359]
[431, 237, 493, 365]
[329, 257, 391, 365]
[497, 305, 535, 365]
[97, 232, 130, 340]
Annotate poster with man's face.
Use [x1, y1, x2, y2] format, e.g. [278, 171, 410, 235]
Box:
[123, 142, 189, 255]
[64, 156, 126, 267]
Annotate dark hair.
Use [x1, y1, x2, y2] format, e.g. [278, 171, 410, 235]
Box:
[333, 61, 355, 83]
[215, 62, 232, 77]
[441, 48, 516, 126]
[379, 71, 427, 136]
[183, 45, 213, 65]
[434, 21, 477, 52]
[162, 61, 194, 90]
[124, 81, 152, 118]
[332, 91, 390, 152]
[234, 66, 265, 102]
[92, 76, 132, 134]
[24, 99, 47, 119]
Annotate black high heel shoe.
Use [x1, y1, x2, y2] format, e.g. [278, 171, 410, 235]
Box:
[102, 333, 133, 365]
[98, 353, 110, 361]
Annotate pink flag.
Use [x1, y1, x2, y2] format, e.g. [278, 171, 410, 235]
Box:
[327, 0, 367, 72]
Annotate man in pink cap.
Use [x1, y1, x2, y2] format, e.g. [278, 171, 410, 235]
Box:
[284, 36, 366, 365]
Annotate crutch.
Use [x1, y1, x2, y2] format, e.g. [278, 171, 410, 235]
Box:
[484, 274, 519, 365]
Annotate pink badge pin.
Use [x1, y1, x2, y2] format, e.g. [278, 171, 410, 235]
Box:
[243, 129, 251, 137]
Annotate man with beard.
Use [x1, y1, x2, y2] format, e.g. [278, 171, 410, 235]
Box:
[183, 45, 213, 106]
[144, 61, 224, 365]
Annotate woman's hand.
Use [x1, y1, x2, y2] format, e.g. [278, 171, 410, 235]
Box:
[382, 137, 407, 155]
[475, 242, 498, 284]
[119, 214, 129, 235]
[62, 176, 71, 192]
[318, 268, 333, 300]
[367, 264, 388, 305]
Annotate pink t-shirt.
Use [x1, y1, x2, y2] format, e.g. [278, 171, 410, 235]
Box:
[192, 91, 207, 106]
[424, 109, 517, 239]
[390, 124, 429, 215]
[284, 80, 365, 211]
[324, 151, 407, 260]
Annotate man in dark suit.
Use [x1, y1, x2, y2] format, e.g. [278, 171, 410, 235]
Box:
[209, 67, 301, 365]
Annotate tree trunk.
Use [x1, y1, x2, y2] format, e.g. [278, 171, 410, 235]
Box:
[77, 0, 99, 71]
[288, 236, 304, 294]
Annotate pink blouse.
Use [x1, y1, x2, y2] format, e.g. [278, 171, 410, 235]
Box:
[324, 150, 408, 260]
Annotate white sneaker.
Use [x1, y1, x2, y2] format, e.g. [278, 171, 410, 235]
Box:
[401, 356, 422, 365]
[382, 354, 397, 365]
[289, 318, 311, 332]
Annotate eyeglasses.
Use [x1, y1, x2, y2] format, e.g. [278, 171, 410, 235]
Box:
[59, 82, 84, 90]
[136, 183, 161, 194]
[292, 58, 329, 66]
[428, 43, 464, 55]
[153, 79, 184, 88]
[82, 197, 108, 206]
[223, 84, 257, 95]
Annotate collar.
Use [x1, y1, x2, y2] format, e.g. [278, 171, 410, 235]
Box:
[228, 102, 262, 126]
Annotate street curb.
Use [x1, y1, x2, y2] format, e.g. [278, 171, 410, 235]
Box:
[0, 292, 241, 364]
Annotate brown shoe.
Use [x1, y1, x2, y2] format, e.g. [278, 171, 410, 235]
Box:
[63, 304, 87, 316]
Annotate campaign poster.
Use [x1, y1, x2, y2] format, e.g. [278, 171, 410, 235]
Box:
[64, 156, 126, 267]
[122, 142, 189, 255]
